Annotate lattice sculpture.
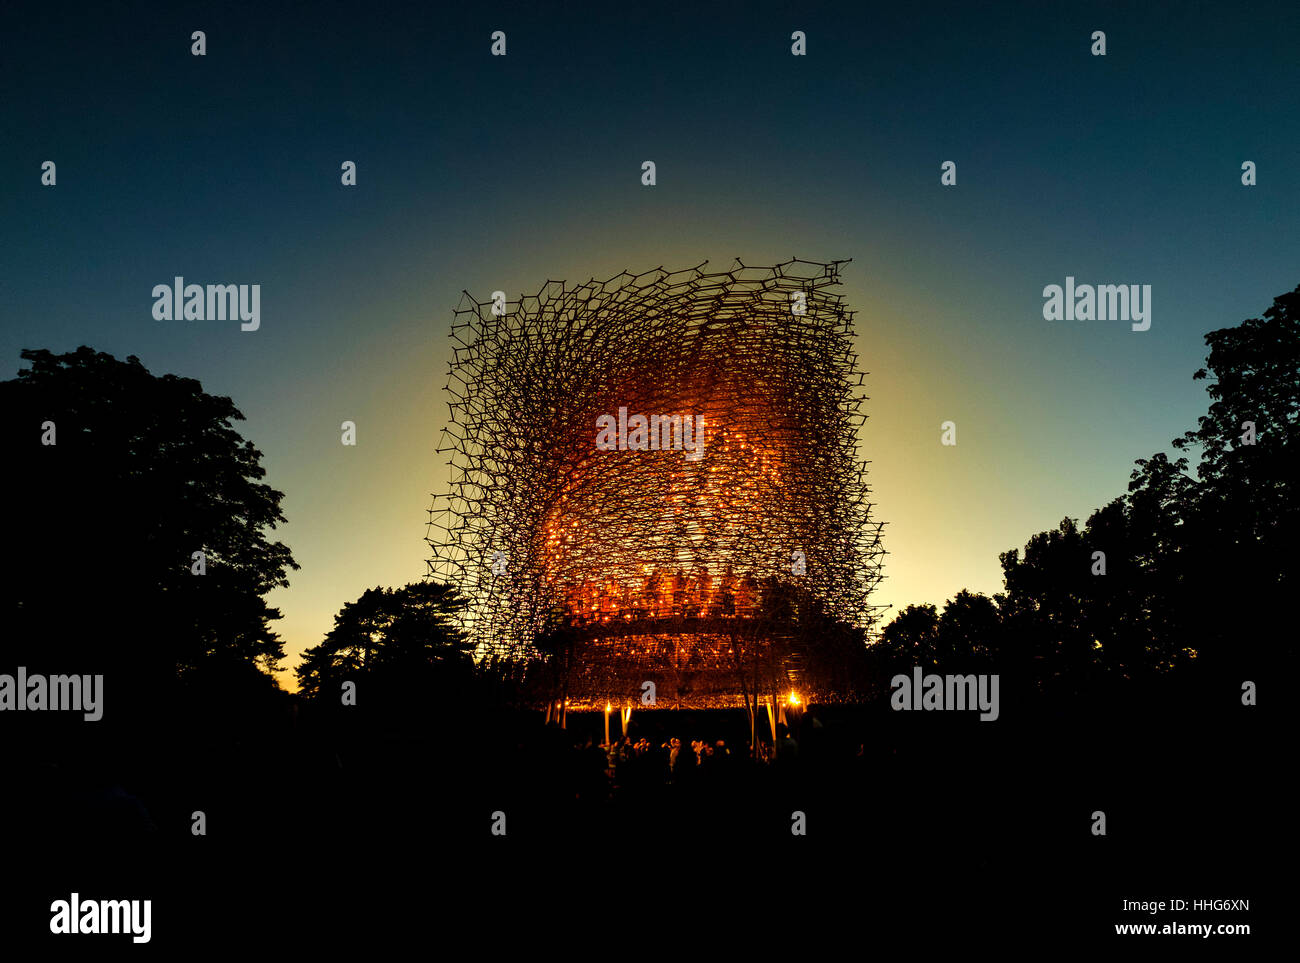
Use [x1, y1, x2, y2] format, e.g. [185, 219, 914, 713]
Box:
[426, 258, 885, 708]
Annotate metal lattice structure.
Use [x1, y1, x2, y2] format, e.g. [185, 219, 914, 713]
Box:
[426, 258, 885, 707]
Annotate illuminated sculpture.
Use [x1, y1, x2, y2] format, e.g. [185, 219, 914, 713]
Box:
[426, 259, 885, 713]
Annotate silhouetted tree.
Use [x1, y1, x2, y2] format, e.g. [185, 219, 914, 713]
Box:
[874, 593, 999, 675]
[876, 603, 941, 668]
[996, 505, 1192, 695]
[0, 347, 298, 699]
[1162, 282, 1299, 672]
[936, 590, 999, 667]
[998, 518, 1102, 694]
[889, 281, 1299, 694]
[296, 581, 472, 702]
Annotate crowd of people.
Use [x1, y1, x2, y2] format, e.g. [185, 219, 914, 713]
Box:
[565, 725, 812, 800]
[614, 736, 736, 778]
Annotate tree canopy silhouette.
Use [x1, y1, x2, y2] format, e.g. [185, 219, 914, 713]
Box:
[0, 346, 298, 694]
[296, 581, 473, 701]
[875, 592, 998, 673]
[1161, 282, 1299, 671]
[879, 281, 1300, 690]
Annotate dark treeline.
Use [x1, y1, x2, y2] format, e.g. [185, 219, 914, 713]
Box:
[2, 348, 300, 839]
[869, 281, 1298, 701]
[2, 283, 1293, 882]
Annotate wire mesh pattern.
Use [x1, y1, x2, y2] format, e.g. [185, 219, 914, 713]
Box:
[426, 258, 885, 702]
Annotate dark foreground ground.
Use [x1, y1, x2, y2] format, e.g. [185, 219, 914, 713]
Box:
[5, 669, 1280, 950]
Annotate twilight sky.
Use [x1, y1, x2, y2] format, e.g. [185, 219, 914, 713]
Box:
[4, 1, 1297, 688]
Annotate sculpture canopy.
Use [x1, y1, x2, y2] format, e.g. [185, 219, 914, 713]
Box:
[427, 259, 885, 708]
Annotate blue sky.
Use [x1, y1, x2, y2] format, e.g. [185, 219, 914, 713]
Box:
[4, 0, 1297, 685]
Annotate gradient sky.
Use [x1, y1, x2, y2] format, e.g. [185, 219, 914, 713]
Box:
[4, 1, 1297, 689]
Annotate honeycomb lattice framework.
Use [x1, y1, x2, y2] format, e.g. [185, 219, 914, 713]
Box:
[425, 258, 886, 678]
